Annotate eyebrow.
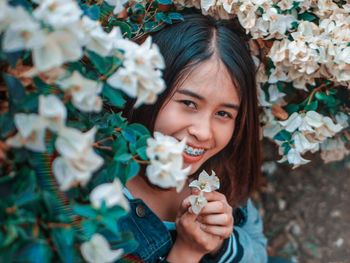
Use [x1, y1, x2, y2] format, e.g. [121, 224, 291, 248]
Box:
[176, 89, 240, 110]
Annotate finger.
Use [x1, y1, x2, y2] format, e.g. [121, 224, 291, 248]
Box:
[178, 197, 192, 215]
[199, 224, 233, 239]
[200, 201, 232, 215]
[198, 213, 233, 226]
[202, 191, 226, 202]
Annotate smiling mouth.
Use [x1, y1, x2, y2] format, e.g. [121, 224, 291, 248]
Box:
[182, 145, 206, 163]
[183, 145, 206, 157]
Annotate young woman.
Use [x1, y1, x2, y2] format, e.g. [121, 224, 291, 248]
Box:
[118, 13, 268, 263]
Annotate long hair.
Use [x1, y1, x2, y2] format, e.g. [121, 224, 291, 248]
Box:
[123, 13, 261, 206]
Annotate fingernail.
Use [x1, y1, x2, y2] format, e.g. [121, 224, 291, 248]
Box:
[200, 223, 206, 229]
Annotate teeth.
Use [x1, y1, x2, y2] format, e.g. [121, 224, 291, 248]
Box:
[184, 145, 205, 156]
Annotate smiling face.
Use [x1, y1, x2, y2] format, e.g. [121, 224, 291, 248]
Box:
[154, 57, 240, 175]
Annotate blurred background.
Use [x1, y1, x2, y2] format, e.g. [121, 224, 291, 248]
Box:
[255, 140, 350, 263]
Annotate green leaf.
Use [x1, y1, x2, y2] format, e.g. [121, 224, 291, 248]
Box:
[122, 126, 136, 144]
[109, 112, 126, 128]
[81, 4, 100, 20]
[315, 92, 327, 100]
[73, 204, 99, 218]
[0, 112, 15, 138]
[136, 146, 148, 160]
[100, 216, 119, 236]
[3, 73, 25, 105]
[285, 104, 299, 115]
[106, 206, 127, 219]
[5, 51, 23, 68]
[113, 21, 132, 39]
[107, 160, 125, 182]
[3, 224, 18, 247]
[87, 50, 108, 74]
[167, 12, 184, 21]
[102, 84, 126, 108]
[299, 12, 317, 22]
[281, 142, 291, 155]
[51, 228, 75, 263]
[126, 160, 140, 181]
[273, 129, 292, 142]
[304, 100, 318, 111]
[81, 220, 98, 240]
[15, 239, 53, 263]
[154, 12, 172, 24]
[128, 123, 150, 137]
[114, 153, 132, 162]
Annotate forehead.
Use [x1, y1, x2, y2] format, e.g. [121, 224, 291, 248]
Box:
[174, 57, 240, 104]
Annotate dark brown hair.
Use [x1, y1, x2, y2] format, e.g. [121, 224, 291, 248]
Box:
[123, 13, 261, 206]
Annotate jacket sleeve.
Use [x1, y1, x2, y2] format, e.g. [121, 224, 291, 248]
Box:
[200, 199, 268, 263]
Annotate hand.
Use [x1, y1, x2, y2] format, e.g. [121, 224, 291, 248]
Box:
[166, 195, 223, 263]
[197, 190, 234, 254]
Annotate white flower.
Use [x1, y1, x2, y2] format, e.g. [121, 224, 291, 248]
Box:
[2, 7, 46, 52]
[109, 37, 166, 107]
[188, 194, 207, 215]
[201, 0, 215, 12]
[33, 29, 83, 72]
[146, 132, 190, 192]
[33, 0, 82, 29]
[146, 132, 185, 161]
[293, 132, 319, 153]
[104, 0, 129, 14]
[189, 170, 219, 192]
[146, 159, 191, 192]
[81, 16, 123, 57]
[58, 71, 102, 112]
[90, 179, 129, 211]
[6, 113, 47, 152]
[267, 84, 286, 103]
[278, 148, 310, 169]
[53, 127, 103, 190]
[279, 111, 324, 133]
[80, 233, 123, 263]
[38, 94, 66, 132]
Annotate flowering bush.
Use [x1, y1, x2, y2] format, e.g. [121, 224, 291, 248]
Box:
[0, 0, 349, 261]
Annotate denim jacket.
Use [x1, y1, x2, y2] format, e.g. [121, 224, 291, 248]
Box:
[117, 192, 267, 263]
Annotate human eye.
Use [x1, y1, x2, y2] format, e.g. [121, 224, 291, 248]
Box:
[180, 100, 197, 109]
[216, 110, 233, 119]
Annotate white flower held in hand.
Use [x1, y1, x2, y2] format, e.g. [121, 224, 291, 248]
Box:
[188, 170, 220, 214]
[146, 132, 190, 192]
[80, 233, 123, 263]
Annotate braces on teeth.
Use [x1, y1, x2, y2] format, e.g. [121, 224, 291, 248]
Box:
[184, 146, 205, 156]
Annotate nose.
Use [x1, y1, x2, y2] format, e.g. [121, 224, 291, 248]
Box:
[187, 115, 213, 142]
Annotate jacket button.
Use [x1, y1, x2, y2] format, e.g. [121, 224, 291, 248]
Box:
[135, 204, 146, 218]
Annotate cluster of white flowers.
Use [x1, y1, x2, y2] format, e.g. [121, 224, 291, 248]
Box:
[1, 0, 166, 108]
[146, 132, 191, 192]
[5, 94, 104, 190]
[188, 170, 219, 214]
[108, 37, 166, 107]
[264, 110, 347, 168]
[57, 71, 103, 112]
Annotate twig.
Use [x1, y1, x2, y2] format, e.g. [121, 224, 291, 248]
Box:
[94, 145, 113, 150]
[93, 137, 113, 147]
[307, 83, 329, 105]
[132, 155, 150, 165]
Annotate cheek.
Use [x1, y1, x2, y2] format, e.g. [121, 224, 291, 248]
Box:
[154, 104, 181, 134]
[216, 123, 235, 152]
